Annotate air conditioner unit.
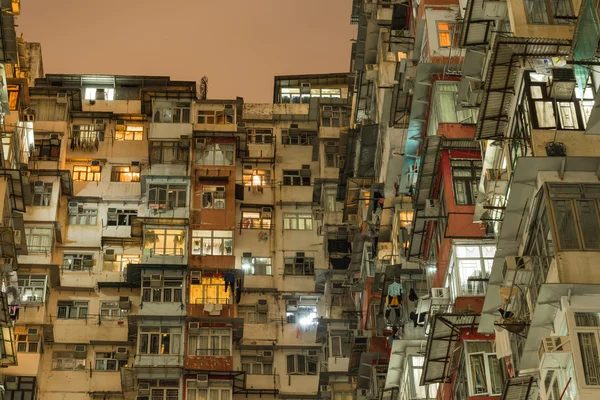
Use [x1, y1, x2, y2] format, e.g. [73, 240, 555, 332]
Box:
[119, 296, 131, 309]
[104, 249, 116, 261]
[224, 104, 234, 110]
[23, 112, 35, 122]
[424, 199, 441, 218]
[68, 201, 80, 215]
[91, 160, 100, 167]
[138, 382, 151, 395]
[33, 181, 44, 193]
[5, 376, 18, 390]
[28, 328, 40, 342]
[74, 345, 87, 358]
[307, 349, 319, 357]
[322, 106, 333, 112]
[179, 137, 190, 147]
[257, 300, 268, 313]
[286, 300, 298, 310]
[301, 83, 311, 89]
[313, 210, 324, 221]
[189, 322, 200, 333]
[237, 122, 246, 128]
[150, 274, 163, 287]
[539, 336, 571, 362]
[321, 385, 332, 392]
[291, 123, 299, 129]
[195, 138, 207, 150]
[56, 92, 68, 104]
[262, 350, 274, 361]
[196, 374, 209, 388]
[262, 207, 272, 218]
[115, 347, 129, 360]
[50, 133, 60, 140]
[502, 256, 533, 286]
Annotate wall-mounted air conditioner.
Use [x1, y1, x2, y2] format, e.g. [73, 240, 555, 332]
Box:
[189, 322, 200, 333]
[196, 374, 209, 388]
[56, 92, 68, 104]
[5, 376, 18, 390]
[115, 347, 129, 360]
[119, 296, 131, 309]
[431, 287, 449, 299]
[138, 382, 150, 395]
[74, 345, 87, 358]
[150, 274, 163, 287]
[261, 207, 272, 218]
[195, 138, 207, 150]
[68, 201, 80, 215]
[104, 249, 116, 261]
[262, 350, 274, 361]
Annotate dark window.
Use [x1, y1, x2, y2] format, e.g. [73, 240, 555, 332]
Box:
[451, 160, 482, 205]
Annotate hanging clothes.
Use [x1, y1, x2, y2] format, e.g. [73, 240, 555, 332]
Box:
[495, 327, 512, 358]
[387, 282, 403, 297]
[235, 279, 242, 304]
[224, 273, 235, 292]
[409, 288, 418, 302]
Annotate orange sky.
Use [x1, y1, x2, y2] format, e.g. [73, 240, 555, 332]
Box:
[18, 0, 355, 103]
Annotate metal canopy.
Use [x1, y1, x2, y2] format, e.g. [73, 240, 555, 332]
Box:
[476, 36, 571, 139]
[34, 169, 73, 197]
[480, 156, 600, 333]
[460, 0, 495, 47]
[130, 217, 188, 237]
[501, 376, 538, 400]
[0, 168, 28, 212]
[421, 313, 480, 385]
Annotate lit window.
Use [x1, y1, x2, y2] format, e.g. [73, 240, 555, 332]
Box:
[7, 85, 19, 111]
[283, 213, 313, 230]
[138, 326, 181, 355]
[452, 244, 495, 296]
[103, 254, 139, 272]
[148, 184, 188, 209]
[284, 255, 315, 276]
[241, 255, 272, 275]
[68, 207, 98, 225]
[281, 88, 301, 104]
[32, 138, 61, 160]
[143, 228, 186, 256]
[73, 165, 101, 182]
[18, 274, 48, 303]
[242, 168, 270, 186]
[437, 21, 459, 48]
[201, 186, 226, 209]
[241, 210, 272, 229]
[115, 125, 143, 141]
[84, 88, 115, 101]
[189, 276, 229, 305]
[241, 354, 272, 373]
[191, 230, 234, 256]
[195, 143, 234, 166]
[186, 384, 229, 400]
[110, 166, 140, 182]
[100, 302, 129, 320]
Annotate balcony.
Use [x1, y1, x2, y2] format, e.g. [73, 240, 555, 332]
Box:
[184, 349, 233, 371]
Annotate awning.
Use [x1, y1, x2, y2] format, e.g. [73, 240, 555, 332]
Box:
[501, 376, 538, 400]
[421, 313, 480, 385]
[130, 217, 188, 237]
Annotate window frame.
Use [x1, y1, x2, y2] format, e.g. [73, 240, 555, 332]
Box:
[242, 168, 270, 186]
[153, 105, 191, 123]
[115, 125, 143, 141]
[237, 305, 268, 324]
[282, 170, 311, 186]
[241, 355, 273, 375]
[18, 274, 48, 304]
[16, 330, 40, 353]
[110, 166, 140, 182]
[241, 210, 272, 230]
[188, 328, 232, 356]
[150, 140, 189, 164]
[281, 130, 317, 145]
[451, 159, 482, 206]
[32, 138, 61, 160]
[100, 301, 129, 320]
[286, 354, 318, 375]
[73, 165, 101, 182]
[191, 230, 234, 256]
[62, 253, 94, 272]
[52, 352, 86, 371]
[247, 129, 273, 144]
[57, 301, 89, 320]
[284, 256, 315, 276]
[103, 253, 139, 272]
[68, 207, 98, 226]
[436, 21, 460, 48]
[94, 351, 128, 371]
[107, 208, 136, 227]
[196, 109, 234, 125]
[463, 341, 505, 396]
[138, 326, 182, 355]
[148, 183, 188, 209]
[141, 276, 184, 303]
[283, 213, 313, 231]
[195, 143, 235, 166]
[24, 226, 53, 253]
[201, 185, 226, 209]
[189, 276, 229, 305]
[31, 181, 53, 206]
[241, 256, 272, 275]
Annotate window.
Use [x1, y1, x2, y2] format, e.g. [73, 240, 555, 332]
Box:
[283, 213, 313, 230]
[94, 352, 127, 371]
[142, 275, 183, 303]
[284, 255, 315, 275]
[72, 125, 104, 150]
[68, 207, 98, 225]
[187, 382, 231, 400]
[241, 355, 273, 374]
[451, 160, 482, 205]
[325, 187, 340, 212]
[63, 253, 94, 271]
[319, 88, 342, 98]
[148, 183, 188, 209]
[197, 109, 234, 124]
[402, 356, 438, 400]
[321, 106, 349, 127]
[188, 328, 231, 356]
[52, 352, 86, 370]
[115, 125, 143, 141]
[73, 165, 101, 182]
[464, 341, 505, 396]
[286, 304, 317, 325]
[25, 226, 53, 253]
[333, 393, 354, 400]
[189, 275, 229, 305]
[100, 301, 129, 319]
[546, 183, 600, 251]
[242, 168, 270, 186]
[57, 301, 89, 319]
[191, 230, 234, 256]
[150, 141, 189, 164]
[452, 244, 495, 296]
[247, 129, 273, 144]
[201, 185, 226, 209]
[103, 254, 139, 272]
[32, 138, 60, 160]
[84, 88, 115, 101]
[138, 380, 179, 400]
[330, 336, 343, 357]
[241, 210, 272, 229]
[110, 166, 140, 182]
[574, 312, 600, 385]
[31, 181, 52, 206]
[138, 326, 182, 355]
[18, 274, 48, 303]
[437, 21, 460, 47]
[324, 140, 340, 167]
[525, 0, 574, 24]
[281, 88, 302, 104]
[107, 208, 136, 226]
[241, 255, 272, 275]
[153, 104, 191, 123]
[17, 329, 39, 353]
[196, 143, 235, 166]
[4, 376, 37, 400]
[286, 354, 317, 375]
[281, 130, 316, 145]
[237, 305, 268, 324]
[283, 169, 311, 186]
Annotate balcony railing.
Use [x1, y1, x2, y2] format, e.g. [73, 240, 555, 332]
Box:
[191, 348, 231, 356]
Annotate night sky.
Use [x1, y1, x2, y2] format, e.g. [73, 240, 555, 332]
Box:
[18, 0, 355, 103]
